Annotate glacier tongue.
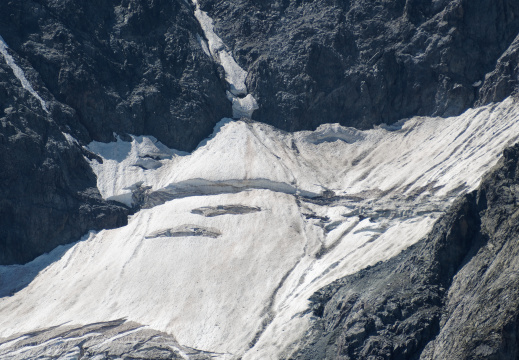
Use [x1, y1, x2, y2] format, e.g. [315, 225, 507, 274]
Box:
[87, 98, 519, 210]
[1, 99, 519, 359]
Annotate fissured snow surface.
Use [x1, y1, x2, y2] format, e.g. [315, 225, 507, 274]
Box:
[1, 99, 519, 359]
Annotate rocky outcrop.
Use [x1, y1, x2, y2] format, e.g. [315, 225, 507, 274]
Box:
[199, 0, 519, 131]
[292, 143, 519, 359]
[478, 33, 519, 105]
[0, 0, 232, 264]
[0, 0, 230, 151]
[420, 143, 519, 359]
[0, 52, 128, 265]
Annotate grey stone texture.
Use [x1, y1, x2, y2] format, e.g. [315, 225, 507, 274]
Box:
[292, 143, 519, 359]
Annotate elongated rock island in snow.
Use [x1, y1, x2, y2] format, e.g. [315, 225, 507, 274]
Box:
[1, 98, 519, 359]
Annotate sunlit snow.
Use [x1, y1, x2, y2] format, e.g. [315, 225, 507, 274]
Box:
[191, 0, 258, 118]
[1, 99, 519, 359]
[0, 35, 48, 113]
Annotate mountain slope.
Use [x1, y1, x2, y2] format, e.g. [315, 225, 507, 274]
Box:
[198, 0, 519, 130]
[1, 100, 519, 359]
[1, 0, 519, 359]
[293, 142, 519, 360]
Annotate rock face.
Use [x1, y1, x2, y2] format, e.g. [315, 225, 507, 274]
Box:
[0, 0, 230, 150]
[292, 143, 519, 359]
[478, 33, 519, 105]
[0, 0, 230, 264]
[0, 49, 129, 265]
[199, 0, 519, 130]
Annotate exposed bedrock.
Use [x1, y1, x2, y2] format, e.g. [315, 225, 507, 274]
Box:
[0, 56, 128, 265]
[199, 0, 519, 131]
[0, 0, 230, 264]
[0, 0, 230, 151]
[292, 143, 519, 359]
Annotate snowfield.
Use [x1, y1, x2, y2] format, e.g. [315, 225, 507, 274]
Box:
[1, 98, 519, 359]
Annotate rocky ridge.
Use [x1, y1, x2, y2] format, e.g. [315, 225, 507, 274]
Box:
[199, 0, 519, 130]
[292, 143, 519, 359]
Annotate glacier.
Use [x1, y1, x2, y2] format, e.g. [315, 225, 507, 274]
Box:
[0, 98, 519, 359]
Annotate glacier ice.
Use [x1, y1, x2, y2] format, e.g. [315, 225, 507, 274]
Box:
[1, 99, 519, 359]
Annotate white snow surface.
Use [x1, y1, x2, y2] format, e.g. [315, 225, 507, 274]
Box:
[0, 35, 49, 113]
[191, 0, 258, 118]
[2, 99, 519, 359]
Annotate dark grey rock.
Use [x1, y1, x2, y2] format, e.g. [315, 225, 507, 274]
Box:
[199, 0, 519, 131]
[292, 143, 519, 359]
[420, 143, 519, 360]
[0, 0, 232, 264]
[191, 204, 262, 216]
[477, 33, 519, 105]
[0, 53, 128, 265]
[291, 193, 481, 359]
[0, 0, 230, 151]
[145, 224, 222, 239]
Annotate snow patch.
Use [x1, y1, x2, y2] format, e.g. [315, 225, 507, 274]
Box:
[228, 92, 259, 119]
[86, 135, 187, 206]
[62, 132, 79, 146]
[0, 35, 49, 113]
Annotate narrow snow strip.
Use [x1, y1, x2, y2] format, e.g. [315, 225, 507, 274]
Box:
[191, 0, 258, 118]
[0, 336, 29, 351]
[90, 325, 147, 349]
[0, 35, 49, 113]
[195, 34, 211, 57]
